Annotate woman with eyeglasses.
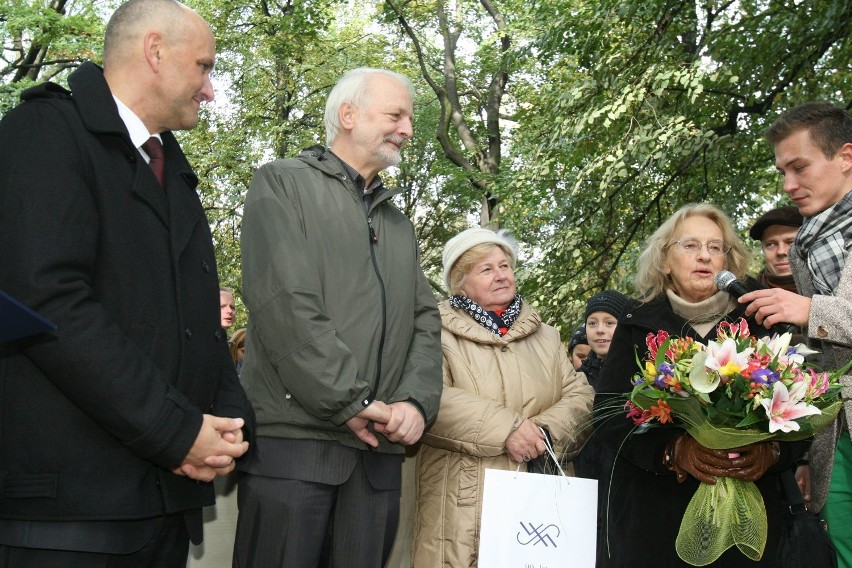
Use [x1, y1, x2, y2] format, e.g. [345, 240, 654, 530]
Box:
[591, 203, 806, 567]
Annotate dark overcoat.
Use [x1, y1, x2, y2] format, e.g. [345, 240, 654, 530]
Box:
[0, 63, 252, 537]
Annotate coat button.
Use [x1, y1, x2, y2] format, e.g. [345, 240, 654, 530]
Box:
[817, 326, 829, 338]
[201, 261, 210, 273]
[501, 346, 509, 352]
[285, 393, 292, 399]
[184, 327, 193, 339]
[214, 329, 225, 342]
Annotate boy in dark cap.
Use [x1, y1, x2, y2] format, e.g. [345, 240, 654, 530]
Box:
[749, 205, 803, 293]
[568, 324, 590, 371]
[581, 290, 628, 390]
[574, 290, 628, 486]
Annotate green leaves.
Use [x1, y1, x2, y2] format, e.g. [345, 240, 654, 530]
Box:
[3, 0, 848, 333]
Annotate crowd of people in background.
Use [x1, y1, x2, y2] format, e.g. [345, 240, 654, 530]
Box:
[1, 1, 850, 567]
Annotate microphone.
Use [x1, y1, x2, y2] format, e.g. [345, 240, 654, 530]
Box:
[715, 270, 796, 334]
[714, 270, 751, 299]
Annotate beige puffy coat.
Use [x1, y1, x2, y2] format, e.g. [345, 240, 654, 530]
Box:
[412, 300, 594, 567]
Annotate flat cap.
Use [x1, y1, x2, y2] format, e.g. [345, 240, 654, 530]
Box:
[749, 206, 803, 241]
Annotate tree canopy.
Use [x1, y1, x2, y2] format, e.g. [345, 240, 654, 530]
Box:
[2, 0, 849, 333]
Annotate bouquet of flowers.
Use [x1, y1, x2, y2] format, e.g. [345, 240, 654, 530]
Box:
[625, 319, 845, 566]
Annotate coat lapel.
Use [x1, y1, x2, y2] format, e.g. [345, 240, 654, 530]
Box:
[68, 63, 170, 225]
[162, 132, 204, 259]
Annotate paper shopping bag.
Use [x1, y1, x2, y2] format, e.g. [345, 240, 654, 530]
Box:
[478, 468, 597, 568]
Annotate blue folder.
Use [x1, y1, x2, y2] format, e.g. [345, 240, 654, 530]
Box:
[0, 289, 57, 342]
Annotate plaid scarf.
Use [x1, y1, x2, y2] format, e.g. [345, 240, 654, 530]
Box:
[449, 294, 522, 336]
[796, 191, 852, 295]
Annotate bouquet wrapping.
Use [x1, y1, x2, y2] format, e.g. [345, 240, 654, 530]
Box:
[626, 319, 844, 566]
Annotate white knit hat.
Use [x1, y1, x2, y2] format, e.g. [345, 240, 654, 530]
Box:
[442, 228, 518, 294]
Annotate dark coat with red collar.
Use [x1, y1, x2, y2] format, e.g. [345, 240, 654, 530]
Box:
[0, 63, 252, 541]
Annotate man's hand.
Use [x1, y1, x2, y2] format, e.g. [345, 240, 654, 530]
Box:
[373, 401, 426, 445]
[172, 415, 248, 482]
[346, 401, 392, 448]
[740, 288, 811, 329]
[504, 419, 546, 464]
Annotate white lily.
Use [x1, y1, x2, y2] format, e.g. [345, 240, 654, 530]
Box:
[758, 332, 792, 359]
[790, 342, 819, 357]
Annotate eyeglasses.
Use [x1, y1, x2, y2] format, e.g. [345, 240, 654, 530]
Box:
[667, 238, 732, 256]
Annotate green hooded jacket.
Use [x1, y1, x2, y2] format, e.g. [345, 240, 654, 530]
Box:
[240, 146, 443, 453]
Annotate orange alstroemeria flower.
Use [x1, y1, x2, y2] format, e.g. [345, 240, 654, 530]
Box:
[650, 400, 673, 424]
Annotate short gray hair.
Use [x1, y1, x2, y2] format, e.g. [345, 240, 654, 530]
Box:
[324, 68, 414, 146]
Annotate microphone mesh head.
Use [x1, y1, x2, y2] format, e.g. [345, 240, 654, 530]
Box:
[715, 270, 737, 292]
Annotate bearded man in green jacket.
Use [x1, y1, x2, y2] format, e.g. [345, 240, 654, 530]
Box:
[234, 68, 443, 568]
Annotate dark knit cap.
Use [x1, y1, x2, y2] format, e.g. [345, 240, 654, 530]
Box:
[584, 290, 629, 321]
[748, 206, 803, 241]
[568, 324, 588, 352]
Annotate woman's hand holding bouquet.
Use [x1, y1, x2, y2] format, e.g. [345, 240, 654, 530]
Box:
[625, 319, 845, 565]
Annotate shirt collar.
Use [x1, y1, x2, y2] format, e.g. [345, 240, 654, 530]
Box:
[327, 150, 383, 195]
[112, 95, 162, 156]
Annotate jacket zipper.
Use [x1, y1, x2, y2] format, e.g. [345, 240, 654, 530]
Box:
[367, 214, 387, 398]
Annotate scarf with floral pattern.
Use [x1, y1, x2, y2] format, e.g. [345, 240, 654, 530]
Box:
[449, 294, 522, 336]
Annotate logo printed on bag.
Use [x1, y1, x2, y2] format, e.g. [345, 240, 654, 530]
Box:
[516, 522, 560, 547]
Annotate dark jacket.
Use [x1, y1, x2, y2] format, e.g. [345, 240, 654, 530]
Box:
[593, 293, 806, 567]
[580, 350, 605, 390]
[239, 146, 443, 453]
[0, 63, 253, 527]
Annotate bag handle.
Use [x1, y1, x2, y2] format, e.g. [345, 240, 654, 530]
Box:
[540, 426, 566, 477]
[512, 427, 567, 477]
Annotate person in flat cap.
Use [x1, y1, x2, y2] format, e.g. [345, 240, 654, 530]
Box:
[410, 227, 594, 567]
[749, 205, 803, 293]
[568, 324, 590, 371]
[580, 289, 628, 389]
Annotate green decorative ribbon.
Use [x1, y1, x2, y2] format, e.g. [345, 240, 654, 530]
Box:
[676, 477, 766, 565]
[628, 395, 844, 565]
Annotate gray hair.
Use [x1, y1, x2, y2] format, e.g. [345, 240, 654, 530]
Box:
[634, 203, 750, 302]
[324, 68, 414, 146]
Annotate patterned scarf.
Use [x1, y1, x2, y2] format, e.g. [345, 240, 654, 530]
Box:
[795, 190, 852, 295]
[450, 294, 522, 336]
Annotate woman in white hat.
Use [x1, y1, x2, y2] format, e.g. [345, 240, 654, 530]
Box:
[411, 227, 594, 567]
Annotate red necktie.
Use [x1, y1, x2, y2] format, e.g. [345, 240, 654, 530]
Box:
[141, 137, 165, 187]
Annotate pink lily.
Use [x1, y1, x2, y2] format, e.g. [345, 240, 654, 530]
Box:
[760, 381, 821, 433]
[704, 338, 753, 377]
